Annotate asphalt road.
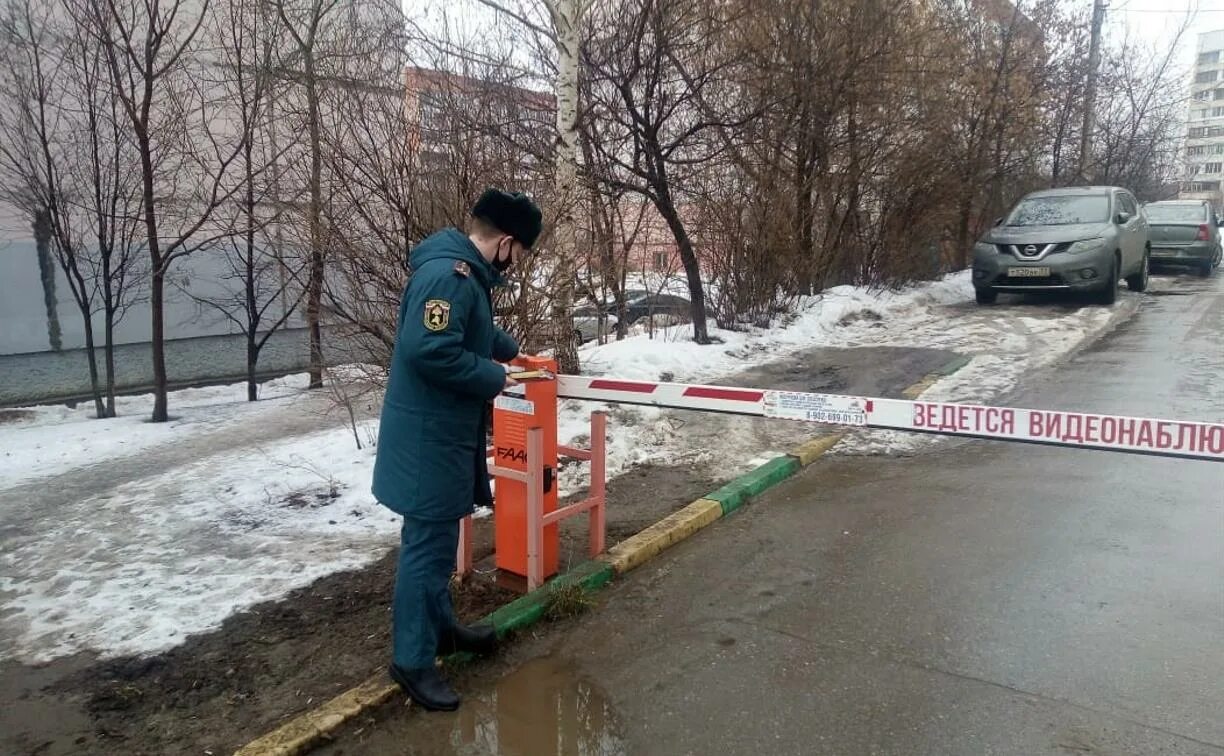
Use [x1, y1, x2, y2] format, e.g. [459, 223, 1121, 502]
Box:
[325, 273, 1223, 756]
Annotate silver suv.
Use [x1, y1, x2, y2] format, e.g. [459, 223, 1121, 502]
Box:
[972, 186, 1150, 305]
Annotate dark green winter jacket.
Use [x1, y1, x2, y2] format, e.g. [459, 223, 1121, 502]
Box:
[371, 228, 518, 520]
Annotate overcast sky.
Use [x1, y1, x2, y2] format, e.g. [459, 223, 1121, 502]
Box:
[1107, 0, 1224, 70]
[399, 0, 1224, 87]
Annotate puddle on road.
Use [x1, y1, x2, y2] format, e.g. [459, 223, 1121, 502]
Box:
[418, 655, 626, 755]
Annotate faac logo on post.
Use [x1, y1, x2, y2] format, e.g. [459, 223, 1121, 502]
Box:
[496, 446, 527, 463]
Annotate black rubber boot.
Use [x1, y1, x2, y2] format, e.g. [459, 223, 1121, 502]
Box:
[438, 623, 498, 656]
[389, 664, 460, 711]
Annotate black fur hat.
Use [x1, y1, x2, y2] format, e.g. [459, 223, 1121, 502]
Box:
[471, 188, 543, 249]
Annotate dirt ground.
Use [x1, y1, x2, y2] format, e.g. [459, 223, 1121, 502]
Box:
[0, 462, 722, 756]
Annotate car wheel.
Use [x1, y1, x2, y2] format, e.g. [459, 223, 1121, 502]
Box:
[1096, 256, 1118, 305]
[1126, 250, 1149, 292]
[975, 288, 997, 305]
[1200, 258, 1214, 278]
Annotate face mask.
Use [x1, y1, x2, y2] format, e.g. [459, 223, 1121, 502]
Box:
[492, 237, 514, 272]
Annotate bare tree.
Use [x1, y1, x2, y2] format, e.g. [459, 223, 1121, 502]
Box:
[321, 75, 423, 368]
[270, 0, 343, 390]
[582, 0, 757, 344]
[80, 0, 246, 422]
[450, 0, 591, 370]
[0, 0, 145, 417]
[398, 20, 558, 356]
[70, 1, 147, 416]
[1089, 21, 1192, 199]
[577, 148, 649, 342]
[31, 208, 62, 351]
[186, 0, 305, 402]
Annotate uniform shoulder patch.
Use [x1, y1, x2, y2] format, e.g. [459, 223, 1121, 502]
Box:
[423, 299, 451, 331]
[453, 260, 470, 277]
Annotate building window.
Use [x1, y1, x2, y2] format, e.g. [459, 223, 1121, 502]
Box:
[1214, 144, 1224, 154]
[1213, 107, 1224, 117]
[1189, 127, 1207, 138]
[1204, 162, 1222, 173]
[1196, 70, 1218, 83]
[1200, 51, 1220, 65]
[1209, 126, 1224, 137]
[1194, 90, 1210, 101]
[1189, 146, 1207, 156]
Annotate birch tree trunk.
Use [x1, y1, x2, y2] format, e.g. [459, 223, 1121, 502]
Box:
[544, 0, 581, 373]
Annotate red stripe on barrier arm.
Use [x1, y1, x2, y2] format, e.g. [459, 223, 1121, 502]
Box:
[588, 379, 659, 393]
[682, 386, 764, 403]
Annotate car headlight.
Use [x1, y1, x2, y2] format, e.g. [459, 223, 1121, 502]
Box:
[973, 242, 996, 255]
[1068, 237, 1105, 254]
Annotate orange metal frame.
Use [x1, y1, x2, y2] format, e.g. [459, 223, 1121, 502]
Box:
[456, 359, 607, 592]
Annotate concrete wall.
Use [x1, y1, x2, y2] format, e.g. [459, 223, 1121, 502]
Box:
[0, 214, 304, 356]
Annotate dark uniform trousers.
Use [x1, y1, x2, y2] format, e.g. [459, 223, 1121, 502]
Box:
[392, 515, 460, 669]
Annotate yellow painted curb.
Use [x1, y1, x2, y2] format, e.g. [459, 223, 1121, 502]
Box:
[233, 675, 398, 756]
[790, 432, 847, 466]
[597, 498, 723, 574]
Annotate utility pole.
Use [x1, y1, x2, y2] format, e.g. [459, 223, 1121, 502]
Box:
[1078, 0, 1107, 182]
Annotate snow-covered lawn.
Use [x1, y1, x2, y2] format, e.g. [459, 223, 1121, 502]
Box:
[0, 374, 315, 489]
[0, 270, 1145, 664]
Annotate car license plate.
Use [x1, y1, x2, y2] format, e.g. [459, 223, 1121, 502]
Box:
[1008, 266, 1050, 277]
[1151, 248, 1174, 257]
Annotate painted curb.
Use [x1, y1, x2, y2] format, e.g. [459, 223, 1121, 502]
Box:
[597, 498, 723, 573]
[792, 432, 847, 466]
[737, 456, 800, 496]
[233, 675, 398, 756]
[233, 559, 615, 756]
[488, 560, 615, 636]
[233, 356, 969, 755]
[903, 355, 971, 399]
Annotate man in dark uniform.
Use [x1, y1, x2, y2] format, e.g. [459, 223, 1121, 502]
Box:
[372, 188, 543, 711]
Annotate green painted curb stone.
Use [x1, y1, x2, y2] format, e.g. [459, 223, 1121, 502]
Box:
[935, 354, 972, 376]
[737, 456, 800, 496]
[487, 560, 615, 636]
[705, 479, 751, 515]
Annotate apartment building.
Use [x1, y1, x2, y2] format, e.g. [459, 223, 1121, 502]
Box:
[1181, 29, 1224, 208]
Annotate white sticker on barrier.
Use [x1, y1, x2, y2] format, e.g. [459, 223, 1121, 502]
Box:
[494, 395, 535, 415]
[764, 391, 869, 426]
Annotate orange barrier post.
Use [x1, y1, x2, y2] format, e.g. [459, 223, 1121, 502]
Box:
[550, 410, 608, 561]
[491, 356, 560, 582]
[456, 514, 473, 578]
[465, 360, 609, 592]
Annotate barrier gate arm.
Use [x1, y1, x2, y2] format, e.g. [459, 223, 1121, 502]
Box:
[458, 370, 1219, 589]
[556, 375, 1224, 463]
